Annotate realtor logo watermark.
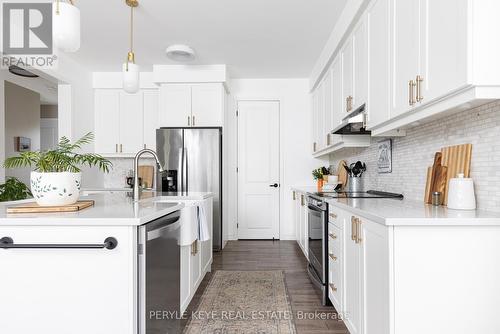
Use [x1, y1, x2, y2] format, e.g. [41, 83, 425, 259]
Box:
[1, 2, 57, 69]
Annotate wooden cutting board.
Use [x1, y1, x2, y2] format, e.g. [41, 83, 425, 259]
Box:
[425, 152, 442, 204]
[138, 165, 154, 189]
[337, 160, 348, 191]
[7, 200, 95, 214]
[424, 167, 433, 203]
[441, 144, 472, 204]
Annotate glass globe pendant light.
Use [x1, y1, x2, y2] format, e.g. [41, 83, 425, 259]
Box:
[53, 0, 81, 52]
[122, 0, 139, 94]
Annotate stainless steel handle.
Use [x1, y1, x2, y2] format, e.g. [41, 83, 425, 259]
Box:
[182, 148, 188, 192]
[147, 218, 181, 241]
[177, 147, 183, 192]
[416, 75, 424, 102]
[188, 116, 191, 126]
[0, 236, 118, 250]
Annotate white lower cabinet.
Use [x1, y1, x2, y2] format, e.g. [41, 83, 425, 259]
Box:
[293, 190, 308, 258]
[179, 198, 213, 313]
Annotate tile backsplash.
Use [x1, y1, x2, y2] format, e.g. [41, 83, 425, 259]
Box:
[103, 158, 157, 189]
[329, 101, 500, 212]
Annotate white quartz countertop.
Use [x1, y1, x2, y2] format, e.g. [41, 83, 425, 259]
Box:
[291, 186, 500, 226]
[82, 188, 214, 200]
[0, 193, 189, 226]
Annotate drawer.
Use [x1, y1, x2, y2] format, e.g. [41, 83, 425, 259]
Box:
[328, 223, 341, 250]
[328, 258, 342, 310]
[328, 209, 342, 228]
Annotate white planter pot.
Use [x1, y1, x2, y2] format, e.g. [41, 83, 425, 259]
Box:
[30, 172, 81, 206]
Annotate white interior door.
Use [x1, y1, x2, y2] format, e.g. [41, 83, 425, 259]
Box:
[237, 101, 280, 239]
[40, 118, 58, 150]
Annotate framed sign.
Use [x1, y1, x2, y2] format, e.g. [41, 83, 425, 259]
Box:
[15, 137, 31, 152]
[377, 139, 392, 173]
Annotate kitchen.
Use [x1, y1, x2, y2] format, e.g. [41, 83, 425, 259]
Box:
[1, 0, 500, 334]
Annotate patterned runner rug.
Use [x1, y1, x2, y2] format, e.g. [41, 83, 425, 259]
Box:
[184, 270, 296, 334]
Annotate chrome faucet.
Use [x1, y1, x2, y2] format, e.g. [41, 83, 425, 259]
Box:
[133, 148, 164, 201]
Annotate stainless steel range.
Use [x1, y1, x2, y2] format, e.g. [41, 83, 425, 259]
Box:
[306, 190, 403, 306]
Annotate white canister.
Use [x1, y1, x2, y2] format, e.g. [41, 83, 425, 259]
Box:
[447, 173, 476, 210]
[327, 175, 339, 184]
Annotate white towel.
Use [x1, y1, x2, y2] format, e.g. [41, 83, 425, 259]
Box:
[197, 204, 210, 242]
[178, 205, 198, 246]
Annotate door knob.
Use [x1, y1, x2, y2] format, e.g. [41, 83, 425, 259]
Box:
[269, 183, 279, 188]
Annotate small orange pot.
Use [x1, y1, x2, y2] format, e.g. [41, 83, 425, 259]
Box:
[317, 179, 324, 191]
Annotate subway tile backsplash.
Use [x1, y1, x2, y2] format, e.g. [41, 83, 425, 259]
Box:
[103, 158, 157, 189]
[329, 101, 500, 212]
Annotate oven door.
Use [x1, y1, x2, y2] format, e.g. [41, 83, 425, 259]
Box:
[307, 202, 326, 284]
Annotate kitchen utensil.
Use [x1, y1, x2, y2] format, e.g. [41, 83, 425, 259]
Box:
[348, 177, 363, 192]
[447, 173, 476, 210]
[7, 200, 95, 214]
[337, 160, 348, 190]
[138, 165, 154, 189]
[343, 164, 352, 176]
[441, 144, 472, 205]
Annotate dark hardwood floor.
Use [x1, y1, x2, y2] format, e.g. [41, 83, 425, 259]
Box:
[187, 240, 349, 334]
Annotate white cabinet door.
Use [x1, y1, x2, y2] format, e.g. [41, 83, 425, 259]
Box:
[420, 0, 468, 104]
[180, 245, 191, 313]
[95, 90, 120, 154]
[316, 79, 325, 150]
[342, 38, 354, 114]
[191, 83, 223, 127]
[143, 90, 159, 150]
[190, 241, 201, 291]
[331, 55, 343, 129]
[119, 92, 143, 154]
[293, 192, 300, 242]
[367, 0, 391, 128]
[344, 215, 362, 334]
[200, 197, 213, 273]
[311, 91, 318, 153]
[323, 69, 333, 147]
[360, 218, 390, 334]
[392, 0, 420, 117]
[159, 84, 191, 127]
[353, 17, 368, 111]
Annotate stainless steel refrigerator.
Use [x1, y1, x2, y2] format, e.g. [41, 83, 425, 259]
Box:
[156, 128, 222, 251]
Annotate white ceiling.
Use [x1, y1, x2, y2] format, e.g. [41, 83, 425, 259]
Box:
[68, 0, 348, 78]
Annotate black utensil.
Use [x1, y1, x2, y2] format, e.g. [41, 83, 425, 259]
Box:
[343, 164, 352, 176]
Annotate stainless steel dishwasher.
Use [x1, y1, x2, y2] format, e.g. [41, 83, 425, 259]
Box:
[138, 210, 181, 334]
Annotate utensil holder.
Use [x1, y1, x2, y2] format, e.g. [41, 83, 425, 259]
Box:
[348, 177, 363, 192]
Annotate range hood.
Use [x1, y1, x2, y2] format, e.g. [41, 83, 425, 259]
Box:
[332, 104, 371, 135]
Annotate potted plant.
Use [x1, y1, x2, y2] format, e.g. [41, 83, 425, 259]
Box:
[312, 168, 324, 191]
[3, 132, 112, 206]
[0, 177, 32, 202]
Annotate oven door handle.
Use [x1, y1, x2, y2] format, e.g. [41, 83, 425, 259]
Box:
[307, 204, 325, 212]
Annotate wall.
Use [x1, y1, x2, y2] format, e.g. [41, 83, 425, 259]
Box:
[329, 101, 500, 212]
[4, 82, 41, 186]
[228, 79, 317, 240]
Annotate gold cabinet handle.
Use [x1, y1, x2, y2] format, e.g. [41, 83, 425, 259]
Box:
[326, 134, 330, 146]
[355, 218, 363, 244]
[188, 116, 191, 126]
[329, 213, 337, 219]
[329, 283, 337, 292]
[329, 253, 337, 261]
[292, 191, 296, 200]
[328, 233, 337, 239]
[351, 216, 356, 241]
[192, 115, 196, 126]
[301, 194, 305, 206]
[115, 144, 118, 153]
[416, 75, 424, 102]
[313, 142, 317, 152]
[119, 144, 123, 153]
[408, 80, 416, 106]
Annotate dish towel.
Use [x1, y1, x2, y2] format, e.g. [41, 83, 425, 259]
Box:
[197, 204, 210, 242]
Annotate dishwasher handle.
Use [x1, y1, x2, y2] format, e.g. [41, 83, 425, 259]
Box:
[0, 237, 118, 250]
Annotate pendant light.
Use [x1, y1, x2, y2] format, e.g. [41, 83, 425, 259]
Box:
[122, 0, 139, 94]
[53, 0, 80, 52]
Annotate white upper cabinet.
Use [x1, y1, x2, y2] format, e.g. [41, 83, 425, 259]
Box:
[331, 55, 343, 129]
[419, 0, 468, 103]
[311, 90, 318, 153]
[159, 84, 192, 127]
[119, 92, 144, 154]
[191, 83, 224, 127]
[391, 0, 420, 117]
[159, 83, 225, 128]
[95, 90, 120, 155]
[316, 78, 326, 150]
[366, 0, 391, 128]
[323, 69, 333, 147]
[143, 90, 159, 150]
[342, 38, 354, 114]
[353, 17, 368, 112]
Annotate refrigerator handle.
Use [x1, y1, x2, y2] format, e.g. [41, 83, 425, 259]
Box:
[183, 148, 188, 192]
[178, 148, 183, 193]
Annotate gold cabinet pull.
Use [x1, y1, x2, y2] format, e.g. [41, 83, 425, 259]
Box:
[188, 116, 191, 126]
[301, 194, 305, 206]
[192, 115, 196, 126]
[329, 283, 337, 292]
[115, 144, 118, 153]
[292, 191, 296, 200]
[329, 213, 337, 219]
[329, 253, 337, 261]
[355, 218, 363, 244]
[409, 80, 416, 106]
[416, 75, 424, 102]
[313, 142, 317, 152]
[329, 233, 337, 239]
[351, 216, 356, 241]
[326, 134, 330, 146]
[119, 144, 123, 153]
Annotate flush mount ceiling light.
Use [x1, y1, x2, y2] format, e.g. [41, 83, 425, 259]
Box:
[165, 45, 196, 62]
[53, 0, 80, 52]
[122, 0, 140, 94]
[8, 65, 39, 78]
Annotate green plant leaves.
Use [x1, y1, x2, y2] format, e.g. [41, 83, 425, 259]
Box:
[0, 177, 32, 202]
[2, 132, 113, 173]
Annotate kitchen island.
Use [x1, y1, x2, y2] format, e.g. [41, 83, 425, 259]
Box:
[0, 192, 213, 334]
